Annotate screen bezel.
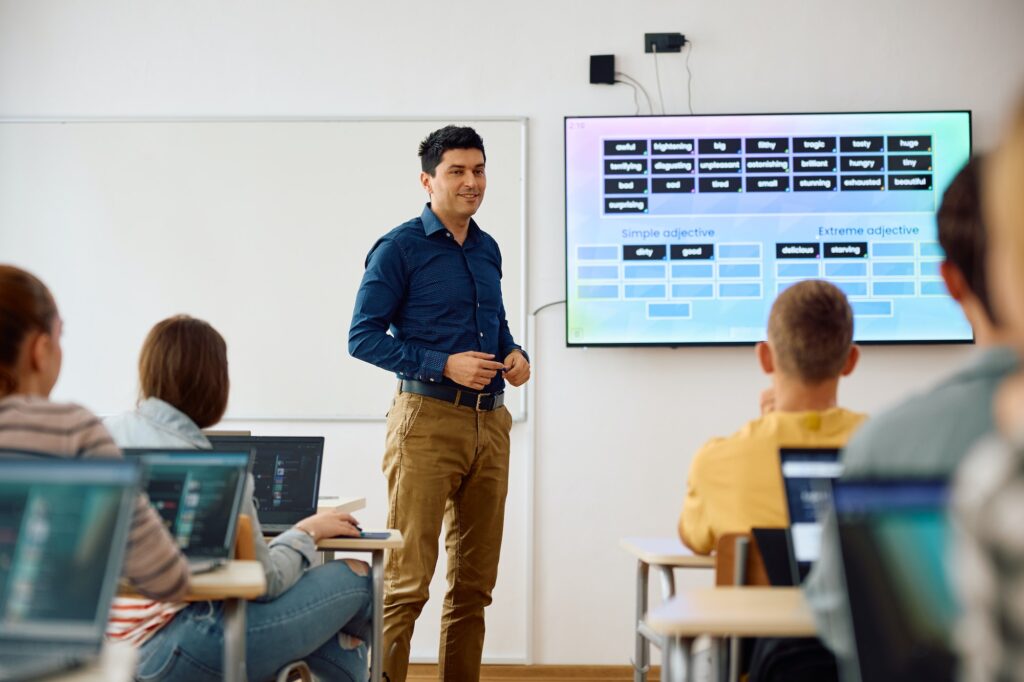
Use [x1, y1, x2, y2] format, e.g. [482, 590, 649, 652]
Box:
[206, 436, 325, 527]
[563, 109, 974, 348]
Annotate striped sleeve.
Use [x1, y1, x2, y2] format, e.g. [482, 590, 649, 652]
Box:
[67, 409, 192, 601]
[121, 494, 191, 601]
[0, 399, 191, 601]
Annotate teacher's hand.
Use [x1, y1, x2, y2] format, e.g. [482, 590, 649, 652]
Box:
[444, 351, 506, 390]
[503, 350, 531, 387]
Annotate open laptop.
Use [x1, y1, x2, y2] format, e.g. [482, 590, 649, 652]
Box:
[758, 447, 842, 586]
[207, 436, 324, 535]
[834, 479, 956, 682]
[123, 449, 252, 573]
[0, 458, 140, 682]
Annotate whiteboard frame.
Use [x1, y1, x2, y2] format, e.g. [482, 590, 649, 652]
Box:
[0, 116, 529, 423]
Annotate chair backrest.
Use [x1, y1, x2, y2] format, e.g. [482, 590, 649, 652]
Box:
[234, 514, 256, 560]
[714, 532, 771, 587]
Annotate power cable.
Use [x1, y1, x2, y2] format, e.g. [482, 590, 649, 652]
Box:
[651, 44, 666, 114]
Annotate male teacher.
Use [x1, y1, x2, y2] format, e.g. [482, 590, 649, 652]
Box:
[349, 125, 530, 682]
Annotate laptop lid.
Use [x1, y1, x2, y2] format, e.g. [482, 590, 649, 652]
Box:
[833, 479, 955, 682]
[122, 449, 252, 561]
[206, 436, 324, 530]
[779, 447, 842, 576]
[0, 458, 140, 649]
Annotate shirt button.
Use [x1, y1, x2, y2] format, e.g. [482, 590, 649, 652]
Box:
[446, 232, 452, 238]
[430, 378, 436, 382]
[477, 302, 480, 308]
[479, 332, 484, 337]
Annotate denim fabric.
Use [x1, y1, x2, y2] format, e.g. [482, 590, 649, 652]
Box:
[349, 203, 524, 393]
[135, 560, 372, 682]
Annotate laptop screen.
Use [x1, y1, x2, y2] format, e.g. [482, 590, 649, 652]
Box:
[0, 459, 140, 643]
[779, 448, 842, 564]
[207, 436, 324, 528]
[123, 449, 251, 559]
[834, 479, 955, 682]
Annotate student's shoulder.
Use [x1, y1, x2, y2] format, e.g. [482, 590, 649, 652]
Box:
[0, 395, 99, 424]
[842, 375, 993, 474]
[694, 415, 771, 462]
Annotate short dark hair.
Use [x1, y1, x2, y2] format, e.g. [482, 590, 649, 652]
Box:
[937, 157, 995, 321]
[767, 280, 854, 384]
[418, 125, 486, 176]
[138, 315, 229, 429]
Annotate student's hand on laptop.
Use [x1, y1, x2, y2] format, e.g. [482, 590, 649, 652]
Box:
[295, 509, 362, 542]
[760, 387, 776, 415]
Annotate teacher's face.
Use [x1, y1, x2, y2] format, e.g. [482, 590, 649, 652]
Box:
[422, 148, 486, 221]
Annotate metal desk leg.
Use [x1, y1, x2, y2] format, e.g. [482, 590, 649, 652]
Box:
[633, 560, 650, 682]
[665, 636, 695, 682]
[223, 597, 247, 682]
[713, 636, 729, 682]
[657, 565, 676, 599]
[371, 549, 384, 682]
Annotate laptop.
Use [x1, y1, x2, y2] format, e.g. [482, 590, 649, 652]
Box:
[207, 436, 324, 535]
[123, 449, 252, 573]
[0, 458, 141, 681]
[833, 479, 956, 682]
[761, 447, 842, 585]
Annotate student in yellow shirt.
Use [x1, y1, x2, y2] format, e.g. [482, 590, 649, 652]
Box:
[679, 279, 867, 554]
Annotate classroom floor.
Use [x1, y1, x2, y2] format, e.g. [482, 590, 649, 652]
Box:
[406, 665, 661, 681]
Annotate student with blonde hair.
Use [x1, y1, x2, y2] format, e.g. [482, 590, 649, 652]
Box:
[679, 279, 865, 554]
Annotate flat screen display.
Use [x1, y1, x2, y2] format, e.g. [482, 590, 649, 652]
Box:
[564, 111, 973, 345]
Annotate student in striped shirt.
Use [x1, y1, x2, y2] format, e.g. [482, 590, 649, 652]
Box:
[106, 315, 372, 682]
[0, 264, 191, 602]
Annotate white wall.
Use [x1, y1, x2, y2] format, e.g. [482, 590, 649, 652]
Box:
[3, 0, 1024, 665]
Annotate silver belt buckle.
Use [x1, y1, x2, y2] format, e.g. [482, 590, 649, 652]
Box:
[475, 393, 488, 412]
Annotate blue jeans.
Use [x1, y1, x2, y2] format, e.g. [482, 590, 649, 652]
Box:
[136, 561, 372, 682]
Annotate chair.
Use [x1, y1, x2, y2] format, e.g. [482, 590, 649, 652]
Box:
[714, 532, 770, 587]
[234, 514, 255, 560]
[714, 533, 771, 682]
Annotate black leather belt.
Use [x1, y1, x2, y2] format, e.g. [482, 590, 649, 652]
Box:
[399, 379, 504, 412]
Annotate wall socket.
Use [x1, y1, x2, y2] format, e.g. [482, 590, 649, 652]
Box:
[644, 33, 686, 53]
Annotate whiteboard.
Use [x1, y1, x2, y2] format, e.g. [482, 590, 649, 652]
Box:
[0, 119, 526, 419]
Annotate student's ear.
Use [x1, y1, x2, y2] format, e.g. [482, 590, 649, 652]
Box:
[840, 344, 860, 377]
[28, 332, 49, 373]
[756, 341, 775, 375]
[940, 261, 965, 302]
[420, 171, 433, 196]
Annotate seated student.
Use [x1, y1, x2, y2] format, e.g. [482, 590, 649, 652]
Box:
[678, 279, 865, 554]
[0, 265, 191, 602]
[105, 315, 372, 682]
[802, 157, 1014, 668]
[954, 100, 1024, 681]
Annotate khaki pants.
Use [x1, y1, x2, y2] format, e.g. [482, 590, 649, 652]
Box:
[381, 390, 512, 682]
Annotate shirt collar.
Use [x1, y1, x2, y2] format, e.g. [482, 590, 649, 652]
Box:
[421, 203, 481, 244]
[137, 397, 210, 448]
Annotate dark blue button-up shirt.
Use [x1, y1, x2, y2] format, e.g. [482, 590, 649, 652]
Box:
[349, 204, 525, 393]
